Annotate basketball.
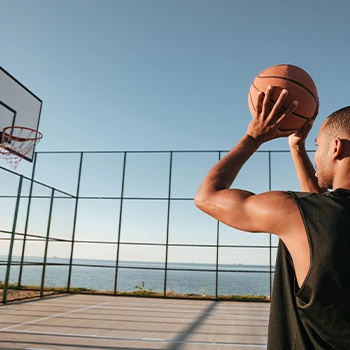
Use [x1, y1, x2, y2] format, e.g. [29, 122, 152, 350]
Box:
[248, 64, 319, 131]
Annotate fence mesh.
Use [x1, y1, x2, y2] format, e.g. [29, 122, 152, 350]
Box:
[0, 149, 315, 302]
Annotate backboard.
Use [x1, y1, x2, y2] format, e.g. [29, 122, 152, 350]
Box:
[0, 67, 42, 162]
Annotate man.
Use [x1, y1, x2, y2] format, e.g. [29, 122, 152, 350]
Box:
[195, 86, 350, 349]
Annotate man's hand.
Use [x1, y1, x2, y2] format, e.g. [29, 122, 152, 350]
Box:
[247, 86, 299, 143]
[288, 119, 314, 149]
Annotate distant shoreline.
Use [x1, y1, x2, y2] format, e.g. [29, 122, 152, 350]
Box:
[1, 255, 275, 268]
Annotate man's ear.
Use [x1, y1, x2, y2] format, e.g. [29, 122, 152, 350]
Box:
[333, 137, 343, 159]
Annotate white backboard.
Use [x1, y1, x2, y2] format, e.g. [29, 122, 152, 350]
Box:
[0, 67, 42, 162]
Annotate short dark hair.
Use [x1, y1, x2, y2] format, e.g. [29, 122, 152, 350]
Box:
[324, 106, 350, 138]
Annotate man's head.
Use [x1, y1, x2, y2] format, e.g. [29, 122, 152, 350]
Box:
[323, 106, 350, 140]
[314, 106, 350, 189]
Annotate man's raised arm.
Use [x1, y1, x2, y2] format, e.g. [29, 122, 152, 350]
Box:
[195, 86, 299, 234]
[288, 121, 327, 194]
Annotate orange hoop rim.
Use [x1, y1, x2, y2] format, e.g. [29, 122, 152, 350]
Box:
[2, 126, 43, 143]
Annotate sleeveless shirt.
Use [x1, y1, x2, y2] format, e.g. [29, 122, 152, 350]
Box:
[268, 189, 350, 349]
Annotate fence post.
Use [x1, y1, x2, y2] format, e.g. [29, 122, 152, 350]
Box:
[215, 151, 221, 300]
[268, 151, 272, 297]
[18, 153, 37, 287]
[67, 152, 84, 292]
[2, 175, 23, 303]
[163, 151, 173, 297]
[40, 188, 55, 298]
[114, 152, 127, 295]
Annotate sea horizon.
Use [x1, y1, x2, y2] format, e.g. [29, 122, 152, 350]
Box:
[1, 255, 275, 296]
[2, 255, 275, 268]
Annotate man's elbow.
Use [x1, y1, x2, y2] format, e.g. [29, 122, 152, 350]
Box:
[194, 192, 203, 210]
[194, 189, 212, 212]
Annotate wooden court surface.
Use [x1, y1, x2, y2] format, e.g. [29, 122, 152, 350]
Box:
[0, 294, 269, 349]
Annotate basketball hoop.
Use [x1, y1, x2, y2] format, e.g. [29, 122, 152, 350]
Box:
[0, 126, 43, 170]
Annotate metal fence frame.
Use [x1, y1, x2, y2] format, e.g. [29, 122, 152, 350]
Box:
[0, 149, 312, 303]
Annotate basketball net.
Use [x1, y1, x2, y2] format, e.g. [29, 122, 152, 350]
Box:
[0, 126, 43, 171]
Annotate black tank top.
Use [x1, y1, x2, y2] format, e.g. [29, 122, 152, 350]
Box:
[268, 189, 350, 349]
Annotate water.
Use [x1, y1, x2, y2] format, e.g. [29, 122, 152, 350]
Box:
[0, 256, 274, 296]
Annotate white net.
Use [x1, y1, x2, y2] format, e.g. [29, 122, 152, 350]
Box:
[0, 126, 43, 170]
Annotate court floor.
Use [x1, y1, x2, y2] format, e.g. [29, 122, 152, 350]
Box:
[0, 294, 270, 349]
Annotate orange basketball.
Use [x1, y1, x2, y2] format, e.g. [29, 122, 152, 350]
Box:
[248, 64, 319, 131]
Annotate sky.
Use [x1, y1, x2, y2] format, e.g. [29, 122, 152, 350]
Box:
[1, 0, 350, 267]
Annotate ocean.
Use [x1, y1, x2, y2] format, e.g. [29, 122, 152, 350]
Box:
[1, 256, 274, 297]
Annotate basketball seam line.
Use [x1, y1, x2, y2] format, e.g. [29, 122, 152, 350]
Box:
[256, 74, 318, 104]
[250, 83, 312, 120]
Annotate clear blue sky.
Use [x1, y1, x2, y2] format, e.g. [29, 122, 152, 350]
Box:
[2, 0, 349, 152]
[1, 0, 350, 265]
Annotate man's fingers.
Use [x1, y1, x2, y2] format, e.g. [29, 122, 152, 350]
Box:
[276, 100, 298, 125]
[277, 129, 299, 138]
[270, 89, 288, 117]
[293, 118, 314, 137]
[300, 119, 314, 132]
[261, 85, 273, 116]
[255, 91, 264, 116]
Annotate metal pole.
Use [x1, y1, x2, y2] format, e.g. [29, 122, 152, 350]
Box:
[18, 153, 37, 287]
[114, 152, 127, 295]
[3, 175, 23, 303]
[67, 152, 84, 292]
[163, 151, 173, 297]
[40, 188, 55, 298]
[215, 151, 221, 300]
[268, 151, 272, 296]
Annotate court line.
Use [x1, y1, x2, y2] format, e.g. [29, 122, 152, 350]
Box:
[0, 302, 109, 332]
[3, 329, 267, 348]
[0, 305, 269, 323]
[2, 304, 268, 317]
[71, 305, 270, 320]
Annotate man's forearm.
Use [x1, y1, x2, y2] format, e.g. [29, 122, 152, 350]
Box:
[290, 145, 325, 193]
[196, 134, 261, 198]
